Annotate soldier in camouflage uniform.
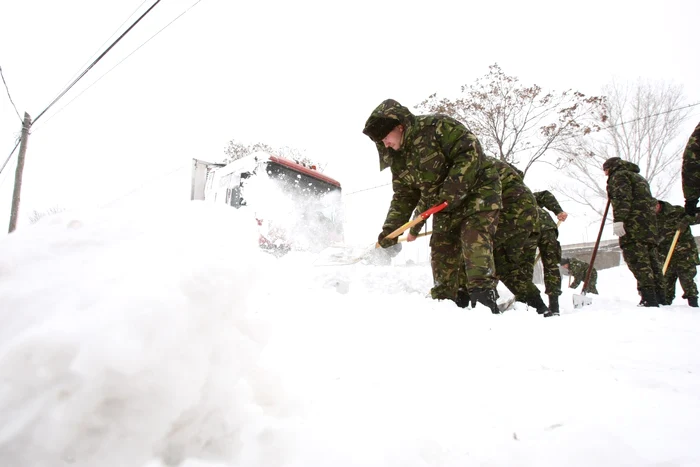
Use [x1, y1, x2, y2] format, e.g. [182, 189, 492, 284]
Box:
[363, 99, 503, 313]
[655, 199, 699, 307]
[560, 257, 598, 294]
[487, 158, 549, 315]
[604, 157, 664, 307]
[682, 121, 700, 217]
[534, 190, 568, 315]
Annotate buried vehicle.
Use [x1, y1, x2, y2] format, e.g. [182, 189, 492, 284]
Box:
[191, 152, 343, 255]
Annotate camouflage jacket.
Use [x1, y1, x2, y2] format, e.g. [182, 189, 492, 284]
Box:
[534, 190, 564, 232]
[568, 258, 594, 287]
[605, 158, 658, 243]
[489, 157, 539, 236]
[682, 121, 700, 201]
[363, 99, 502, 236]
[656, 200, 700, 267]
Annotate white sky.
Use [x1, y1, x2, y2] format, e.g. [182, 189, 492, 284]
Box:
[1, 200, 699, 467]
[2, 0, 700, 244]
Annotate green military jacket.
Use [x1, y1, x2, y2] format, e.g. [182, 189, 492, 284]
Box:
[568, 258, 594, 288]
[489, 157, 539, 236]
[682, 122, 700, 202]
[605, 158, 658, 244]
[534, 190, 564, 232]
[656, 200, 700, 267]
[363, 99, 502, 237]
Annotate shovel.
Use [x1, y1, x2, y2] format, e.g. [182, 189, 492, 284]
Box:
[573, 199, 610, 309]
[314, 201, 447, 266]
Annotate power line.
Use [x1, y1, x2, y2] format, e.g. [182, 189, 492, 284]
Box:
[0, 137, 20, 175]
[49, 0, 152, 102]
[0, 65, 22, 122]
[100, 163, 188, 207]
[33, 0, 163, 125]
[32, 0, 205, 131]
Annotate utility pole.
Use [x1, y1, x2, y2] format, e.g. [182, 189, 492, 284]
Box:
[8, 112, 31, 233]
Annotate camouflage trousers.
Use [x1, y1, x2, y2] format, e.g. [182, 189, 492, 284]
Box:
[537, 228, 562, 296]
[619, 238, 664, 292]
[663, 264, 698, 301]
[494, 229, 540, 303]
[430, 210, 499, 301]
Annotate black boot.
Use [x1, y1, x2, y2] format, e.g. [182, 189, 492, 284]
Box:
[656, 288, 669, 306]
[470, 288, 501, 314]
[544, 294, 560, 317]
[454, 288, 470, 308]
[526, 293, 549, 315]
[638, 288, 659, 307]
[688, 297, 699, 307]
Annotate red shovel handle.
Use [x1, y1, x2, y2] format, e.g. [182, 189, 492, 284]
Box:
[381, 201, 449, 243]
[419, 201, 449, 220]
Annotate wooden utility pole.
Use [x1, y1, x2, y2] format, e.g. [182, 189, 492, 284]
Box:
[8, 112, 31, 233]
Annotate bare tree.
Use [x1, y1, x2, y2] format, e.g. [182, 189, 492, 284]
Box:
[416, 63, 608, 174]
[555, 78, 691, 216]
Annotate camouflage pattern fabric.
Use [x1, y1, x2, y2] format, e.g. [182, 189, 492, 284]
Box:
[682, 121, 700, 202]
[567, 258, 598, 294]
[537, 213, 563, 296]
[605, 157, 663, 292]
[363, 99, 502, 299]
[534, 191, 564, 232]
[656, 200, 699, 301]
[487, 158, 541, 303]
[534, 191, 565, 296]
[431, 210, 499, 300]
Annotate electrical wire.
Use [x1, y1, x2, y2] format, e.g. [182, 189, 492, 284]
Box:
[32, 0, 163, 125]
[32, 0, 205, 132]
[99, 163, 188, 207]
[49, 0, 151, 102]
[0, 138, 20, 177]
[0, 65, 22, 123]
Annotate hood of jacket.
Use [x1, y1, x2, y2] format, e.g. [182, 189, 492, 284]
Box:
[606, 157, 641, 175]
[363, 99, 416, 171]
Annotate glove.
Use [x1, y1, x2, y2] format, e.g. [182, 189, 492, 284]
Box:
[612, 221, 626, 237]
[685, 197, 699, 217]
[377, 231, 398, 248]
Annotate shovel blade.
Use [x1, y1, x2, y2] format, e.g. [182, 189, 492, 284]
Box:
[572, 293, 593, 309]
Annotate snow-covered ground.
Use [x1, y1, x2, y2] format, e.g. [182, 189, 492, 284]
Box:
[1, 200, 699, 467]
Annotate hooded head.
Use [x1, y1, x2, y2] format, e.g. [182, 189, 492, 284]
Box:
[603, 157, 640, 175]
[363, 99, 416, 170]
[603, 157, 622, 173]
[362, 117, 400, 143]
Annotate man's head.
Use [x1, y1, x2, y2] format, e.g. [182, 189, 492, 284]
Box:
[602, 157, 622, 176]
[363, 117, 404, 150]
[560, 257, 571, 268]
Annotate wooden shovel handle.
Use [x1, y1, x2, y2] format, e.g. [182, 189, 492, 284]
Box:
[376, 201, 449, 247]
[662, 229, 681, 275]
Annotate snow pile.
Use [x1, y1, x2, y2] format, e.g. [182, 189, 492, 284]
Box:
[0, 201, 292, 467]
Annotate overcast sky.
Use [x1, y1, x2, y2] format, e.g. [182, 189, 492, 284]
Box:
[2, 0, 700, 243]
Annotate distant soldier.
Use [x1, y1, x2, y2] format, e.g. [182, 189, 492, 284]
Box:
[560, 257, 598, 294]
[603, 157, 664, 307]
[655, 199, 699, 307]
[682, 121, 700, 217]
[534, 190, 568, 315]
[363, 99, 503, 313]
